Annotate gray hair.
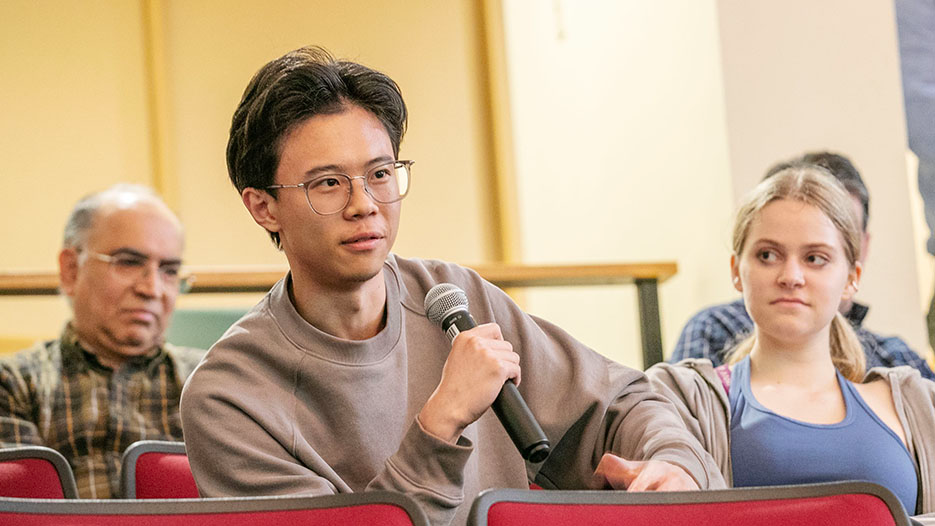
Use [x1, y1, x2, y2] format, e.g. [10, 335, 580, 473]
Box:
[62, 184, 175, 249]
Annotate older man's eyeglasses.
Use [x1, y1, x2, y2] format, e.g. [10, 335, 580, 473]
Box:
[82, 249, 192, 293]
[265, 160, 413, 215]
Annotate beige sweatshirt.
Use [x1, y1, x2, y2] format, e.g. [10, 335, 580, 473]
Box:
[181, 255, 723, 525]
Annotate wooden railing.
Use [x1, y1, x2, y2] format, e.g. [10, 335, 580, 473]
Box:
[0, 261, 677, 367]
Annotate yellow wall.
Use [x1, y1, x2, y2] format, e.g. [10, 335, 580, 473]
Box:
[1, 1, 154, 343]
[500, 0, 735, 366]
[160, 1, 498, 267]
[0, 0, 498, 341]
[717, 0, 927, 352]
[499, 0, 929, 365]
[2, 1, 152, 270]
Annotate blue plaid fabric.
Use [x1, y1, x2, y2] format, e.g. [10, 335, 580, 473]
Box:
[670, 298, 935, 380]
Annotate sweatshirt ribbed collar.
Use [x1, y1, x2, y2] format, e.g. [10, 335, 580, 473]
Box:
[267, 258, 403, 365]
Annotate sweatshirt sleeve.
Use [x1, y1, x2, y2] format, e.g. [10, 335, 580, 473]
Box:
[180, 362, 333, 497]
[180, 346, 474, 526]
[366, 417, 474, 525]
[470, 279, 726, 491]
[645, 360, 732, 482]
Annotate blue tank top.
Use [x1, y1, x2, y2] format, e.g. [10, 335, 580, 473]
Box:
[729, 357, 918, 513]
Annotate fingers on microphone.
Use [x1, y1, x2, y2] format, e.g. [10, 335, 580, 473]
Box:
[483, 342, 520, 385]
[504, 359, 521, 386]
[480, 344, 521, 385]
[453, 325, 504, 348]
[450, 324, 520, 384]
[476, 345, 520, 386]
[455, 328, 513, 356]
[474, 322, 504, 340]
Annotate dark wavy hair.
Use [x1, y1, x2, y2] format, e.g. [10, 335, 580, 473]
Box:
[226, 46, 408, 247]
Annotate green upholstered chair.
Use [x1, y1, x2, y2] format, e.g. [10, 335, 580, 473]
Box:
[165, 309, 247, 350]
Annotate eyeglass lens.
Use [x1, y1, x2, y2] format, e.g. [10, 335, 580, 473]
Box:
[305, 162, 410, 214]
[107, 254, 184, 286]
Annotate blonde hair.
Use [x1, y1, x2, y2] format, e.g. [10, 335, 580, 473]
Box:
[726, 163, 866, 381]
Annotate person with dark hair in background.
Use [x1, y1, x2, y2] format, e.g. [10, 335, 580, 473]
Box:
[0, 184, 205, 498]
[180, 46, 722, 526]
[670, 152, 934, 380]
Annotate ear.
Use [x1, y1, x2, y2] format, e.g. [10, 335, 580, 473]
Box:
[58, 248, 79, 296]
[842, 261, 863, 301]
[730, 254, 742, 292]
[241, 187, 283, 235]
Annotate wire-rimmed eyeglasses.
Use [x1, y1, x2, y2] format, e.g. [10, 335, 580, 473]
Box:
[265, 160, 413, 215]
[81, 249, 193, 293]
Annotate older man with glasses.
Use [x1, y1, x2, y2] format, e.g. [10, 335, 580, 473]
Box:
[0, 184, 205, 498]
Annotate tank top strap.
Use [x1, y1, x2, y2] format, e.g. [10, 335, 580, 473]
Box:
[837, 370, 907, 447]
[727, 356, 751, 418]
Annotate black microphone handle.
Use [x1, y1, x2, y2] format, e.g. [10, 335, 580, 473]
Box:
[491, 380, 551, 463]
[441, 310, 551, 463]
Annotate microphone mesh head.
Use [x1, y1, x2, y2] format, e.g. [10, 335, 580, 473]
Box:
[424, 283, 469, 326]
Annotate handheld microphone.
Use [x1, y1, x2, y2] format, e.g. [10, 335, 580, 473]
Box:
[424, 283, 550, 463]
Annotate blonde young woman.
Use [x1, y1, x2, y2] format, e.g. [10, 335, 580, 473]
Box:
[648, 164, 935, 520]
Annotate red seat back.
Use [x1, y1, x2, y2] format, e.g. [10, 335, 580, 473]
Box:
[0, 492, 430, 525]
[0, 458, 66, 499]
[121, 441, 198, 499]
[133, 451, 199, 499]
[469, 482, 912, 526]
[0, 505, 415, 526]
[486, 493, 898, 525]
[0, 446, 78, 499]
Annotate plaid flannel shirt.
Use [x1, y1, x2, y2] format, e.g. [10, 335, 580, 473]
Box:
[670, 298, 935, 380]
[0, 324, 204, 498]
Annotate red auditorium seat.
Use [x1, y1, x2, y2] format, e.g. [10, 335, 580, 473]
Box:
[0, 491, 430, 525]
[120, 440, 198, 499]
[0, 446, 78, 499]
[468, 481, 912, 526]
